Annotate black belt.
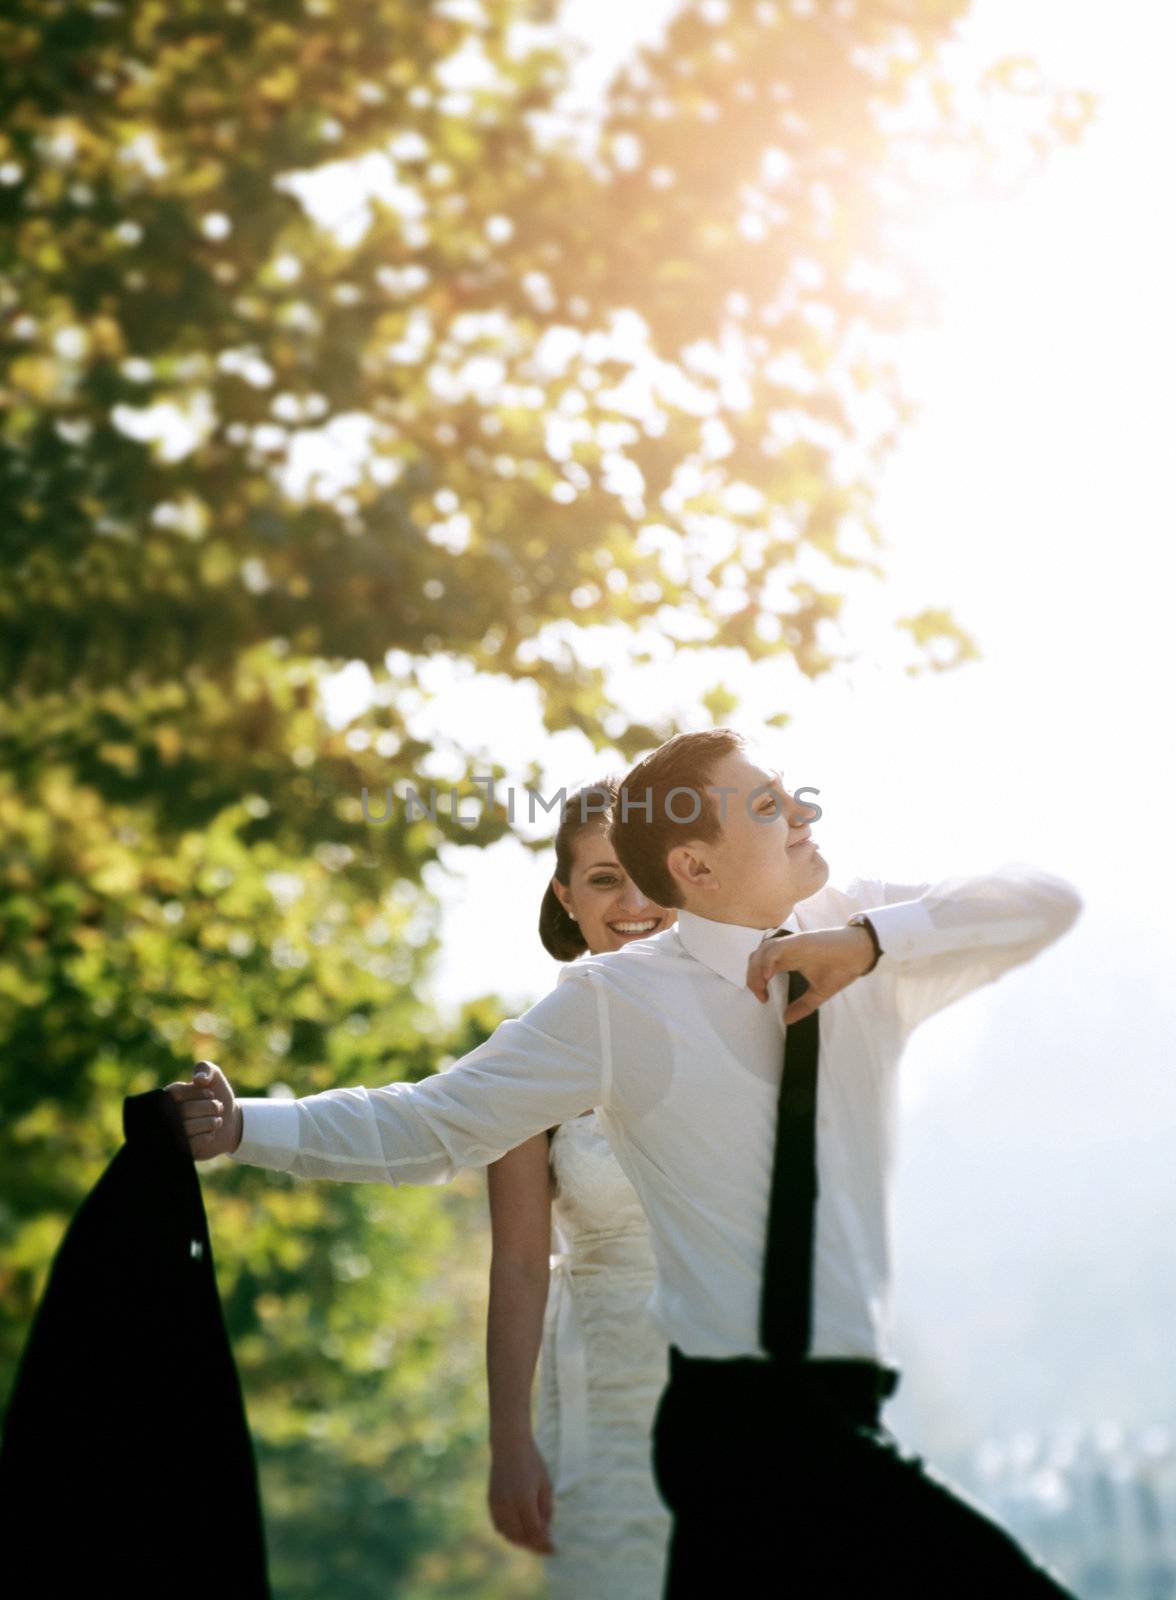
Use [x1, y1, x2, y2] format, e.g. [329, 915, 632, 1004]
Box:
[668, 1345, 901, 1412]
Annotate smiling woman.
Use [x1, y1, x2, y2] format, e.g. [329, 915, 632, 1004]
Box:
[484, 779, 677, 1596]
[540, 779, 677, 958]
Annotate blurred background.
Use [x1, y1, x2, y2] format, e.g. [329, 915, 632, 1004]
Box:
[1, 0, 1172, 1595]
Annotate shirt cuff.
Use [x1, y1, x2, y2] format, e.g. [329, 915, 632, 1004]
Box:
[226, 1097, 300, 1171]
[859, 897, 941, 964]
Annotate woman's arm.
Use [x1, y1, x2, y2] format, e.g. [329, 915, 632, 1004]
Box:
[485, 1131, 557, 1555]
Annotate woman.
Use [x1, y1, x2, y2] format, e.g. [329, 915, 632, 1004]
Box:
[485, 779, 676, 1598]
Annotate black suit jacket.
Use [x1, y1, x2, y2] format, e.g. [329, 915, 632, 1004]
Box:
[0, 1088, 269, 1596]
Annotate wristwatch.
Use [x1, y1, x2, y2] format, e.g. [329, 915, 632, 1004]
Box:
[846, 912, 882, 974]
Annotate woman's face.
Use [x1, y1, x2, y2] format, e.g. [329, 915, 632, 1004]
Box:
[552, 825, 676, 955]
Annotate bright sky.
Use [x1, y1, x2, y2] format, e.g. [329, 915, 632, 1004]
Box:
[363, 0, 1176, 1459]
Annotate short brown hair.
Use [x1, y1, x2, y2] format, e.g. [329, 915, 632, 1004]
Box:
[608, 729, 748, 908]
[537, 777, 620, 961]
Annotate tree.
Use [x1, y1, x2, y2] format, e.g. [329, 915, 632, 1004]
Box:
[0, 1, 1090, 1592]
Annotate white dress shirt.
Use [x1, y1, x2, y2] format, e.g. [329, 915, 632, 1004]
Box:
[228, 863, 1081, 1364]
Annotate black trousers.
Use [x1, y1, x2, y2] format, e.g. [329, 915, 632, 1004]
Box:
[652, 1346, 1079, 1599]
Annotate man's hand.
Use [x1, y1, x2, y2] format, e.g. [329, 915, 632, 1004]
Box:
[745, 926, 877, 1021]
[163, 1060, 242, 1161]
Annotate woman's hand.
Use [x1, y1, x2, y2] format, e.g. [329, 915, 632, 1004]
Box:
[163, 1060, 242, 1160]
[488, 1433, 556, 1555]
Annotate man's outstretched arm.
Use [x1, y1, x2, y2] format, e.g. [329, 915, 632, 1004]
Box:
[165, 964, 607, 1184]
[854, 861, 1083, 1036]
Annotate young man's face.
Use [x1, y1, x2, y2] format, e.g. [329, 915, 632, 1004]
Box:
[668, 747, 827, 926]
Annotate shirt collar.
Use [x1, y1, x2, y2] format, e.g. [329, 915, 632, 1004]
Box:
[674, 906, 800, 990]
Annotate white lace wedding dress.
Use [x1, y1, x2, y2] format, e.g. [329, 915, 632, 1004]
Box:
[534, 1110, 672, 1599]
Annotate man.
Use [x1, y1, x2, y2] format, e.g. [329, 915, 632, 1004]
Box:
[170, 728, 1083, 1596]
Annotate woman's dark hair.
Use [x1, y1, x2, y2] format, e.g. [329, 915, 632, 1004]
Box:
[538, 776, 620, 961]
[539, 777, 620, 1154]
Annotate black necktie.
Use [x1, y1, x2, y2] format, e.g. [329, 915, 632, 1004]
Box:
[759, 928, 820, 1360]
